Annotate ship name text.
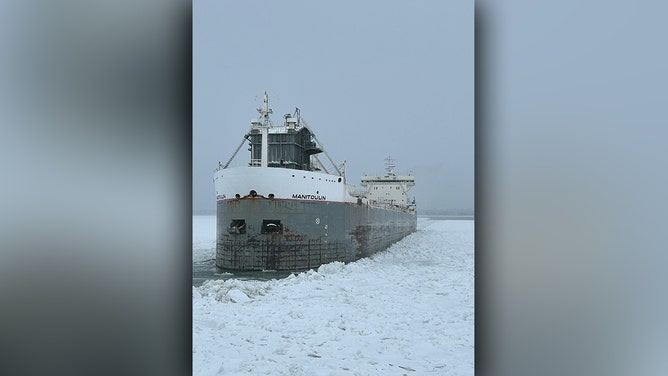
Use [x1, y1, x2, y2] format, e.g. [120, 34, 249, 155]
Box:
[292, 193, 327, 201]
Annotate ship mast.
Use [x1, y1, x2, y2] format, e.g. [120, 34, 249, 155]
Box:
[384, 156, 396, 176]
[258, 92, 273, 127]
[257, 92, 273, 168]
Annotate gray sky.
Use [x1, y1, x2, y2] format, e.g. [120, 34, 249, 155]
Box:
[193, 1, 473, 212]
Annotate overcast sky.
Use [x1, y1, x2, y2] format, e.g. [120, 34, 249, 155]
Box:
[193, 1, 473, 212]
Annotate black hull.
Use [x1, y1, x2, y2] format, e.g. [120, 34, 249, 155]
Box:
[216, 198, 417, 271]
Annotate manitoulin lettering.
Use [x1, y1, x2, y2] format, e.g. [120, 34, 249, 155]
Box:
[292, 194, 326, 201]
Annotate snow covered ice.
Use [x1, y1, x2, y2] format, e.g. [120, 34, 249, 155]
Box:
[193, 217, 474, 375]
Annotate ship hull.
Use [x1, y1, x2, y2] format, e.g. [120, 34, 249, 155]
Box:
[216, 198, 417, 271]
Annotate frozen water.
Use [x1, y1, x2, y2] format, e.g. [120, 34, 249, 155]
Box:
[192, 215, 216, 263]
[193, 216, 474, 375]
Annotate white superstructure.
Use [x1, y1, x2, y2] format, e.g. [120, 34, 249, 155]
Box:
[361, 157, 416, 207]
[214, 94, 415, 211]
[214, 92, 357, 204]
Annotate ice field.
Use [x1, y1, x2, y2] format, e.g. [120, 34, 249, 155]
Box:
[193, 216, 474, 375]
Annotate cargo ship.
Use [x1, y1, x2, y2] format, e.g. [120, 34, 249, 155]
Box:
[214, 93, 416, 271]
